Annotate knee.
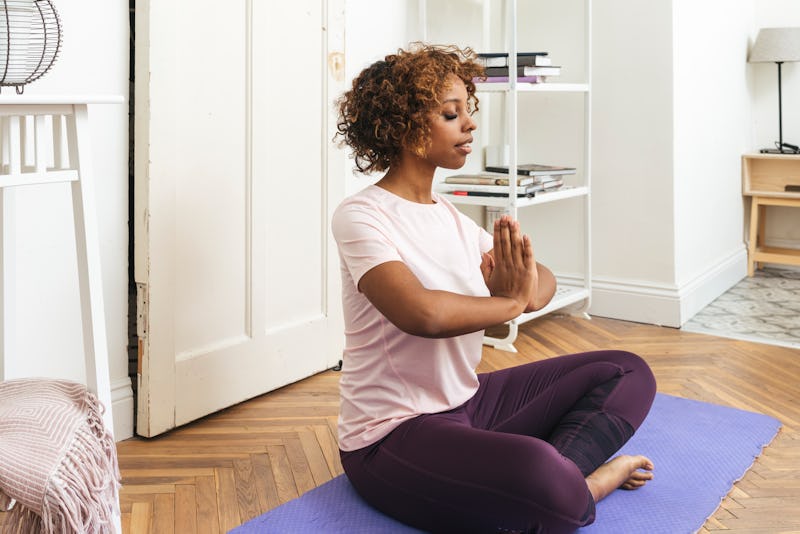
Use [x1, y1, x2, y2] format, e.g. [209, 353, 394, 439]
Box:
[609, 350, 656, 394]
[604, 350, 657, 427]
[504, 444, 596, 529]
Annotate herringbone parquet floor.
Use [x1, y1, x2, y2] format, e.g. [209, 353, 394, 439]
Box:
[11, 314, 800, 533]
[114, 315, 800, 533]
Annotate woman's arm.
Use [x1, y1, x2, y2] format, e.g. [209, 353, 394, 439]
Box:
[358, 216, 534, 338]
[528, 262, 556, 312]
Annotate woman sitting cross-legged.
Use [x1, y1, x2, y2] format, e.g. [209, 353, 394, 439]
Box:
[331, 43, 657, 534]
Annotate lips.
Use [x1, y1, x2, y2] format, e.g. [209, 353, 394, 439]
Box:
[456, 138, 473, 154]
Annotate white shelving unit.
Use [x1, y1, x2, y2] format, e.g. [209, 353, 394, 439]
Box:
[427, 0, 593, 352]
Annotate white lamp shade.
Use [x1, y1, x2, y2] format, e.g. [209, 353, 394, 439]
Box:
[749, 27, 800, 63]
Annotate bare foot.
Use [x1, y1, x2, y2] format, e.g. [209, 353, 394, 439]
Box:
[585, 455, 654, 502]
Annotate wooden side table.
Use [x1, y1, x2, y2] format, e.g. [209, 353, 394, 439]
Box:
[742, 153, 800, 276]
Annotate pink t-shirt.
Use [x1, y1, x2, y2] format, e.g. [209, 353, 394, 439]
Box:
[331, 185, 493, 451]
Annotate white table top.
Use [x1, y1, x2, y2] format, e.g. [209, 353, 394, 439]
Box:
[0, 94, 125, 105]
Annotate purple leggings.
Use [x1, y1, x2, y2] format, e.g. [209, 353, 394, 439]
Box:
[340, 350, 656, 534]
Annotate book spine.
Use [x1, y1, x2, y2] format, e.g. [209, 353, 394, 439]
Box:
[483, 165, 575, 176]
[451, 191, 536, 198]
[439, 182, 547, 194]
[484, 66, 561, 77]
[443, 177, 534, 186]
[474, 76, 544, 84]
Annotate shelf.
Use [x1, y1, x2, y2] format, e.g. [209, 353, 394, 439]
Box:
[475, 82, 589, 93]
[430, 0, 592, 352]
[439, 186, 589, 208]
[741, 153, 800, 198]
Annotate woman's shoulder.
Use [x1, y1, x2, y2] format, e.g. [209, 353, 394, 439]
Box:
[332, 185, 387, 234]
[334, 185, 381, 217]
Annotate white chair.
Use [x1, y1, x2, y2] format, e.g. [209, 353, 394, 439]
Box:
[0, 95, 123, 533]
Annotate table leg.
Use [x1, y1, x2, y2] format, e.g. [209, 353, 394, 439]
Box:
[748, 196, 760, 276]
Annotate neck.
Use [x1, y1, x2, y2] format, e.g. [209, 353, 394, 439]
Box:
[376, 156, 437, 204]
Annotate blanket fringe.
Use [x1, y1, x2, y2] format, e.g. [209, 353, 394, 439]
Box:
[2, 390, 120, 534]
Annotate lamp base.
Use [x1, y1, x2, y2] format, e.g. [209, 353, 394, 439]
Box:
[759, 148, 800, 154]
[760, 142, 800, 154]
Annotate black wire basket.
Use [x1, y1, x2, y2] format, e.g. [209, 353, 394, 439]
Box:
[0, 0, 61, 94]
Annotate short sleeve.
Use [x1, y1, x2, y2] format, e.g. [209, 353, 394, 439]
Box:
[451, 206, 493, 254]
[331, 200, 403, 288]
[478, 226, 493, 254]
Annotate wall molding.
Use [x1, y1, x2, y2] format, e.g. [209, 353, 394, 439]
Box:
[111, 376, 134, 441]
[586, 247, 747, 328]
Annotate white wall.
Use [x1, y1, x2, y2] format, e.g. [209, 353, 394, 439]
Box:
[672, 0, 753, 317]
[590, 0, 798, 326]
[752, 0, 800, 249]
[343, 0, 421, 196]
[7, 1, 132, 439]
[590, 0, 681, 324]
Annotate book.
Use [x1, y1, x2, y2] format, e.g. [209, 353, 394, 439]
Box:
[445, 173, 559, 186]
[483, 163, 577, 177]
[477, 52, 550, 68]
[451, 190, 537, 198]
[484, 65, 562, 77]
[444, 173, 535, 186]
[474, 76, 544, 84]
[538, 178, 565, 189]
[445, 180, 566, 198]
[437, 181, 550, 196]
[446, 180, 566, 197]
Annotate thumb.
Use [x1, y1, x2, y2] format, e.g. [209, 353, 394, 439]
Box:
[480, 252, 494, 278]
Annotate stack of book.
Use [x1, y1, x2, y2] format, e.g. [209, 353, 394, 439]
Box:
[483, 163, 576, 177]
[436, 169, 569, 198]
[475, 52, 561, 83]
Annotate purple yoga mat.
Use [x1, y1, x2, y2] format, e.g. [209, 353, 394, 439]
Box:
[230, 393, 781, 534]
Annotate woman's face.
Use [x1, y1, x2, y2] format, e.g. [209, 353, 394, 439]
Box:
[424, 75, 477, 170]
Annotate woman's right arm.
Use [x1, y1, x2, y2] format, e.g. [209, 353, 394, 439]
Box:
[358, 217, 533, 338]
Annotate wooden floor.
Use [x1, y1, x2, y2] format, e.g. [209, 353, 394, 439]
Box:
[111, 315, 800, 533]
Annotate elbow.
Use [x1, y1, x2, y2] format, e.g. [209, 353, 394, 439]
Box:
[525, 264, 557, 312]
[526, 285, 556, 312]
[393, 301, 449, 338]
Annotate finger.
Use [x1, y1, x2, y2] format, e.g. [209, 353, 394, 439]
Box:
[480, 252, 494, 280]
[506, 221, 523, 267]
[521, 234, 534, 270]
[497, 218, 511, 261]
[493, 219, 506, 261]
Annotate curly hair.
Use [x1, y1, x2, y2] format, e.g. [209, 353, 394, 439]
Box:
[335, 43, 485, 174]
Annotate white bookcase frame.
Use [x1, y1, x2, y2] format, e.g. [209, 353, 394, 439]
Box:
[423, 0, 593, 352]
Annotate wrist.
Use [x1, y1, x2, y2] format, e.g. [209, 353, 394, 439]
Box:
[495, 295, 525, 319]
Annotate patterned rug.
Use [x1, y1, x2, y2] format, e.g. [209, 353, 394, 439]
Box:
[682, 267, 800, 349]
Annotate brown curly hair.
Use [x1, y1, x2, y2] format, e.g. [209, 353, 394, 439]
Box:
[335, 43, 484, 174]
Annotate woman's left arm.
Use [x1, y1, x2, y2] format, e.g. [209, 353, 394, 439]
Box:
[528, 261, 556, 312]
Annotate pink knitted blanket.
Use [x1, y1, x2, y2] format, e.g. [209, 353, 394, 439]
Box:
[0, 378, 120, 533]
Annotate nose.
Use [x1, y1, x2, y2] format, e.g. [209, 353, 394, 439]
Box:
[464, 115, 477, 131]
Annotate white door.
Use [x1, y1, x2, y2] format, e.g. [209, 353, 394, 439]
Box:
[134, 0, 346, 437]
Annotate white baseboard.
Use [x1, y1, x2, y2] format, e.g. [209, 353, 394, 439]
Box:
[587, 247, 747, 328]
[111, 376, 134, 441]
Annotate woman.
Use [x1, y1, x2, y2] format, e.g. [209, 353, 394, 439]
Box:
[331, 43, 656, 533]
